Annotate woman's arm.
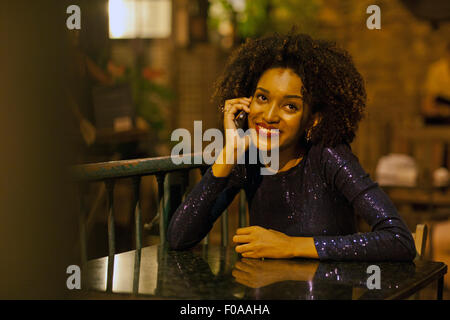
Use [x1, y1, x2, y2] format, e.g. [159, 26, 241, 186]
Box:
[312, 144, 416, 261]
[168, 96, 251, 250]
[167, 165, 243, 250]
[232, 145, 415, 261]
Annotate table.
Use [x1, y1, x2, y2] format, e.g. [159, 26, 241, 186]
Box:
[383, 186, 450, 208]
[83, 244, 447, 300]
[382, 186, 450, 227]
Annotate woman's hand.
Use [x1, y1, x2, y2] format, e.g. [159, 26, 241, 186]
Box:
[233, 226, 319, 259]
[232, 258, 319, 288]
[223, 97, 252, 132]
[233, 226, 297, 259]
[212, 97, 252, 177]
[223, 97, 252, 158]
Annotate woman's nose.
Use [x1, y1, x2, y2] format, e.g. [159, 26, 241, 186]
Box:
[263, 103, 280, 123]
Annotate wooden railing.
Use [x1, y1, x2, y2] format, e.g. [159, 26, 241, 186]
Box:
[71, 154, 248, 271]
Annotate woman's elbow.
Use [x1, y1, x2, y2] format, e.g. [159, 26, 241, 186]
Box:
[406, 241, 417, 261]
[167, 228, 187, 250]
[393, 235, 417, 261]
[167, 227, 199, 251]
[398, 244, 417, 262]
[168, 238, 198, 251]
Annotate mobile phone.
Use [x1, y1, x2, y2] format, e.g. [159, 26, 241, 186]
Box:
[435, 96, 450, 106]
[234, 110, 248, 130]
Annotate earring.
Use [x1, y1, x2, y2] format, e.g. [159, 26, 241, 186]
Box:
[306, 128, 312, 142]
[306, 115, 320, 142]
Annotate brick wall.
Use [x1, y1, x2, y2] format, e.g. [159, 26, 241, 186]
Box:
[316, 0, 450, 175]
[174, 44, 225, 133]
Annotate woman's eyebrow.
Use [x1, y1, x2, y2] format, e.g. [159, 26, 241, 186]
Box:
[284, 94, 303, 99]
[256, 87, 270, 93]
[256, 87, 303, 99]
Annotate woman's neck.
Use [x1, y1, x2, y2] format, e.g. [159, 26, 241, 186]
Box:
[264, 144, 306, 173]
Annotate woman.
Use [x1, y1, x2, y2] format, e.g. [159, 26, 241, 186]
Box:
[167, 33, 416, 261]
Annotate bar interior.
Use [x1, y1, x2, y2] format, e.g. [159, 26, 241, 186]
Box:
[1, 0, 450, 301]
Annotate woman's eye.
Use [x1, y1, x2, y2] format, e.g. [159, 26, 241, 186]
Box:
[256, 94, 267, 102]
[285, 104, 298, 112]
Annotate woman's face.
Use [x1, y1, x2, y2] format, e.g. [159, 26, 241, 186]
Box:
[248, 68, 310, 152]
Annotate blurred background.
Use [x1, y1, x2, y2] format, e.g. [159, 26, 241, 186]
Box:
[1, 0, 449, 298]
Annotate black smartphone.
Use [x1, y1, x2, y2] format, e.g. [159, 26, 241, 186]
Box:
[435, 96, 450, 106]
[234, 110, 248, 130]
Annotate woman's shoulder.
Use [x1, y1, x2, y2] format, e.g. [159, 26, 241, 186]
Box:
[308, 142, 357, 167]
[308, 143, 374, 195]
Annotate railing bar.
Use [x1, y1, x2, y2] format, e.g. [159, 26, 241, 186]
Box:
[106, 255, 115, 293]
[78, 185, 88, 271]
[132, 176, 143, 250]
[221, 209, 228, 247]
[132, 249, 141, 295]
[85, 182, 106, 239]
[156, 174, 167, 244]
[181, 169, 189, 202]
[239, 189, 247, 228]
[71, 153, 208, 182]
[105, 180, 116, 258]
[163, 173, 171, 246]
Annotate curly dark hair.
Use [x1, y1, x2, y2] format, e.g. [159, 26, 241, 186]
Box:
[212, 32, 366, 148]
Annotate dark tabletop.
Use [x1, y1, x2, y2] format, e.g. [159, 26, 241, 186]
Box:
[85, 244, 447, 300]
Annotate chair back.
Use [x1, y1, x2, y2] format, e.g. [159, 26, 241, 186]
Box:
[412, 224, 428, 258]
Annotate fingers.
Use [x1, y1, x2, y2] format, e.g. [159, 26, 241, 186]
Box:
[225, 97, 251, 105]
[235, 243, 253, 253]
[224, 104, 250, 116]
[239, 258, 262, 267]
[232, 269, 259, 288]
[223, 97, 252, 133]
[241, 252, 258, 258]
[233, 234, 252, 244]
[233, 275, 259, 288]
[224, 98, 250, 110]
[223, 97, 252, 115]
[234, 226, 266, 256]
[236, 226, 261, 235]
[234, 260, 259, 273]
[232, 268, 249, 278]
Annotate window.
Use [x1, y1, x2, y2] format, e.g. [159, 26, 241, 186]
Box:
[108, 0, 172, 39]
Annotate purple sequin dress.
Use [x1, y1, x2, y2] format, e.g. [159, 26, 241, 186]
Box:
[167, 143, 416, 261]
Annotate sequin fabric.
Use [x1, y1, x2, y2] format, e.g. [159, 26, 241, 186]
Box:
[167, 143, 416, 261]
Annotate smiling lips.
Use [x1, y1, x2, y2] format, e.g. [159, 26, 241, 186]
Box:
[255, 123, 280, 137]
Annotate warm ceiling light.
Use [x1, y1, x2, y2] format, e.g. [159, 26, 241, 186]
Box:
[108, 0, 172, 39]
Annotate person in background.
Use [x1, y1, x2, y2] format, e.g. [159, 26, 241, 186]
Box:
[421, 42, 450, 173]
[422, 41, 450, 292]
[422, 42, 450, 125]
[66, 29, 124, 155]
